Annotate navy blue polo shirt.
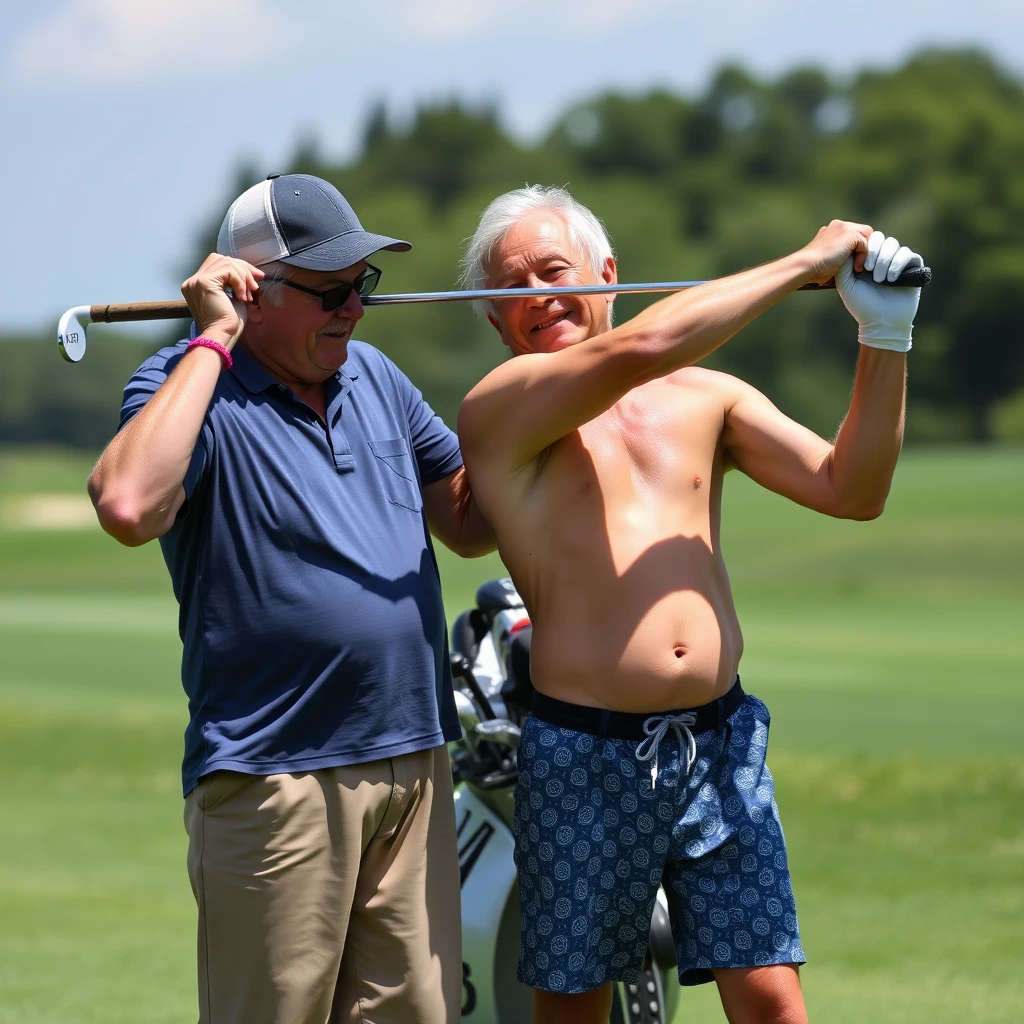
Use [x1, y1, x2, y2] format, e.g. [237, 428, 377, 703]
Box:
[120, 340, 463, 795]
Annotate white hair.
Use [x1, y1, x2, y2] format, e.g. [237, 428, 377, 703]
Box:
[255, 260, 293, 306]
[459, 185, 614, 292]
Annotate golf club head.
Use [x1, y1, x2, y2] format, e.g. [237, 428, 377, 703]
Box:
[58, 306, 92, 362]
[472, 718, 522, 752]
[455, 689, 482, 748]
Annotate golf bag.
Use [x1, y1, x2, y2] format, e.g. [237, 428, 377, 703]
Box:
[451, 578, 681, 1023]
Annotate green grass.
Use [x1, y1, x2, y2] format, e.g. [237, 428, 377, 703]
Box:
[0, 446, 1021, 1022]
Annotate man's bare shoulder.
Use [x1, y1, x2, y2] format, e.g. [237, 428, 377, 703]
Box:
[662, 365, 746, 394]
[459, 354, 545, 434]
[461, 356, 511, 404]
[642, 369, 768, 456]
[653, 366, 754, 413]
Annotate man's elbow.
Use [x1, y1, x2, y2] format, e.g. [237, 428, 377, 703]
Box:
[617, 327, 678, 384]
[443, 532, 497, 559]
[88, 478, 161, 547]
[465, 537, 499, 558]
[94, 503, 157, 547]
[837, 496, 887, 521]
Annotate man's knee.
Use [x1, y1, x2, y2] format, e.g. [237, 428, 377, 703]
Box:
[714, 964, 807, 1024]
[532, 983, 614, 1024]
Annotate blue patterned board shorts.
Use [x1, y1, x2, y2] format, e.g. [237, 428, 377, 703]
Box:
[513, 683, 805, 992]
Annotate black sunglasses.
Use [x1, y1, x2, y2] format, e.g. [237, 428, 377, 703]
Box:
[270, 264, 382, 311]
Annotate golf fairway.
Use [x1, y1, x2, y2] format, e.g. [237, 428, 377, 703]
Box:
[0, 446, 1021, 1023]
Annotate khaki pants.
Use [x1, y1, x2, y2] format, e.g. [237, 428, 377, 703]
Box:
[183, 746, 461, 1024]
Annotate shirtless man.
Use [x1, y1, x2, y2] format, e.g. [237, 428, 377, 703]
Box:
[456, 186, 922, 1024]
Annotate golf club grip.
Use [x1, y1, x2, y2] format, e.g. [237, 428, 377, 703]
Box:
[800, 265, 932, 291]
[89, 301, 191, 322]
[83, 266, 930, 321]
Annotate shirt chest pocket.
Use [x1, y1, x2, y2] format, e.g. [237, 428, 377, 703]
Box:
[367, 438, 423, 512]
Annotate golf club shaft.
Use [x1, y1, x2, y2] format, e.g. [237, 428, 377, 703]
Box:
[83, 266, 930, 325]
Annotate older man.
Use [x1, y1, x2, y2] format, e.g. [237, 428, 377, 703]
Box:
[88, 173, 492, 1024]
[457, 185, 922, 1023]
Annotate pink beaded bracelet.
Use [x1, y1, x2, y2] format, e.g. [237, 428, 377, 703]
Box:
[187, 336, 233, 369]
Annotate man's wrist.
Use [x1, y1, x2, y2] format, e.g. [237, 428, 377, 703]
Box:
[194, 326, 239, 351]
[187, 336, 234, 368]
[858, 332, 912, 353]
[783, 249, 822, 290]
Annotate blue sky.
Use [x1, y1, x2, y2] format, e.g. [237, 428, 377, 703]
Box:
[2, 0, 1022, 334]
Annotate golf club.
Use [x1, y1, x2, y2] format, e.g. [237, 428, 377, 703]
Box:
[57, 265, 931, 362]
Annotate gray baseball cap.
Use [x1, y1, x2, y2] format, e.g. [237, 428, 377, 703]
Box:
[216, 173, 411, 270]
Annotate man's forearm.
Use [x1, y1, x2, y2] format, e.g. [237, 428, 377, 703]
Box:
[89, 347, 223, 544]
[629, 251, 817, 381]
[829, 348, 907, 519]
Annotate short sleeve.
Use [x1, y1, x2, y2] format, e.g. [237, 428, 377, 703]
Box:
[391, 363, 463, 486]
[119, 342, 213, 500]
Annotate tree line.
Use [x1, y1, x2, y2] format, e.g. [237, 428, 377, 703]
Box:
[4, 47, 1023, 450]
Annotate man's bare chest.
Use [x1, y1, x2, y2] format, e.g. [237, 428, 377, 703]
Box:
[527, 395, 723, 523]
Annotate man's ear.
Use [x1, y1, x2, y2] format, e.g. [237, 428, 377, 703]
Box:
[601, 257, 618, 324]
[487, 311, 512, 350]
[243, 286, 266, 321]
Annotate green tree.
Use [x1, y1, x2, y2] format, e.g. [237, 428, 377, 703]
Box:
[10, 48, 1024, 447]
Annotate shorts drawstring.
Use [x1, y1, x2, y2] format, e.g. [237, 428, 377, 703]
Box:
[635, 713, 697, 785]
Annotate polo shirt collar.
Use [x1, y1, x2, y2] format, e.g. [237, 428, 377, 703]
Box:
[229, 344, 277, 393]
[229, 343, 359, 395]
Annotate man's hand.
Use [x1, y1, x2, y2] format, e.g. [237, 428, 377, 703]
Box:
[836, 231, 923, 352]
[800, 220, 874, 284]
[91, 255, 265, 546]
[181, 254, 264, 349]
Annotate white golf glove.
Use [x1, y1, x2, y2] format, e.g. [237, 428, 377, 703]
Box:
[836, 230, 923, 353]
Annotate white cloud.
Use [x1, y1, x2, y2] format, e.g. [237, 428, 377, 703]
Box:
[8, 0, 286, 86]
[390, 0, 680, 41]
[10, 0, 1023, 91]
[2, 0, 848, 88]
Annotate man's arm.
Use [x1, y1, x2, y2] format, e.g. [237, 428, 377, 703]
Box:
[88, 255, 261, 546]
[422, 466, 496, 557]
[722, 235, 921, 519]
[721, 348, 905, 519]
[390, 351, 497, 558]
[459, 221, 872, 468]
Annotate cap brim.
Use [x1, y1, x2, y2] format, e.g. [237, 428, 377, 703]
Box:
[280, 230, 411, 271]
